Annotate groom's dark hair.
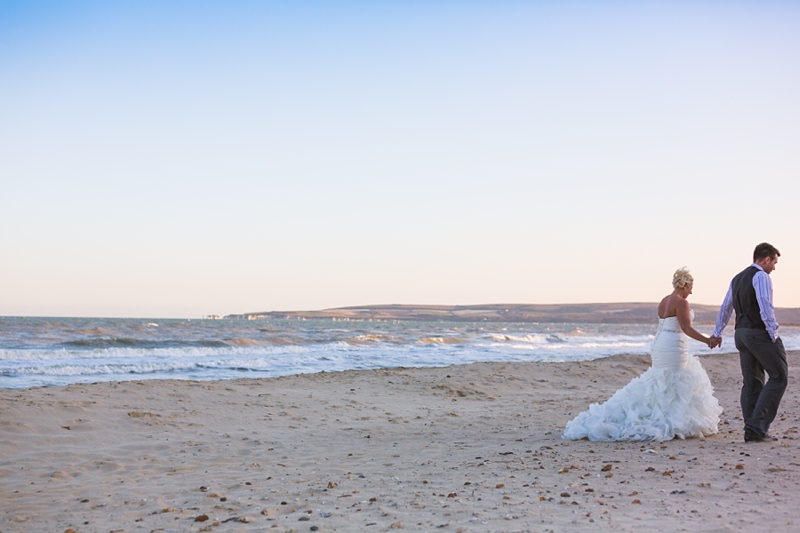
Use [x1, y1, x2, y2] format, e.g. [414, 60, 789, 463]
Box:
[753, 242, 780, 262]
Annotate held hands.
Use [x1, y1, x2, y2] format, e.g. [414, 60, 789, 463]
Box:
[707, 335, 722, 349]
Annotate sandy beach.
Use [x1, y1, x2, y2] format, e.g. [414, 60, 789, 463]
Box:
[2, 351, 800, 533]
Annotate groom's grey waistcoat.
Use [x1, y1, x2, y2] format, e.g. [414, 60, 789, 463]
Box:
[732, 265, 766, 331]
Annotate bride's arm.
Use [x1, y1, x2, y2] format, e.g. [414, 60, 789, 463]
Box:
[676, 299, 715, 348]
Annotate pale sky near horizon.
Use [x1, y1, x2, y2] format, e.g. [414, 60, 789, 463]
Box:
[1, 1, 799, 318]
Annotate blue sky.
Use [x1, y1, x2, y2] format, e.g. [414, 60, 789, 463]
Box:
[1, 1, 798, 317]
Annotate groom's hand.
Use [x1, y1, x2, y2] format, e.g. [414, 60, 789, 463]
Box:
[709, 335, 722, 349]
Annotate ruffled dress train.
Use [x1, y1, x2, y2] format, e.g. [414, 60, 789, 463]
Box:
[562, 316, 723, 442]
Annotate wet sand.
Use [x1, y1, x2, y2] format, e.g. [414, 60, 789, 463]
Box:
[2, 351, 800, 532]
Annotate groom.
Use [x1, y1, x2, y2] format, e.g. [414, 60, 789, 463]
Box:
[710, 243, 786, 443]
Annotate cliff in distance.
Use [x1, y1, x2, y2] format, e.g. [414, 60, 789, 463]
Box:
[227, 303, 800, 325]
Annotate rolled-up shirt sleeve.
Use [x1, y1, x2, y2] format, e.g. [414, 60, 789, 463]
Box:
[713, 284, 734, 338]
[753, 270, 780, 340]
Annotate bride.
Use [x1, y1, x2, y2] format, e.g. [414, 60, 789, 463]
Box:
[562, 268, 723, 441]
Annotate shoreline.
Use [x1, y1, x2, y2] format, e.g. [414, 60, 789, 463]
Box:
[2, 352, 799, 532]
[0, 346, 748, 392]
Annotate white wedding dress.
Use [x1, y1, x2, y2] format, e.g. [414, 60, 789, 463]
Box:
[562, 314, 723, 441]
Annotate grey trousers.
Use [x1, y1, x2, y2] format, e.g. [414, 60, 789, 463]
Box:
[735, 328, 788, 437]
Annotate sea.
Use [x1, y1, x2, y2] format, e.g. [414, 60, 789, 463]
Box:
[2, 316, 800, 390]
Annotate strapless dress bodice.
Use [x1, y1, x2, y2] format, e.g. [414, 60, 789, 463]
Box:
[656, 310, 693, 333]
[657, 316, 682, 333]
[652, 316, 689, 371]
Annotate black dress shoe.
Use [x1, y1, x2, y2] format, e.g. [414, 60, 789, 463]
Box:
[745, 432, 779, 442]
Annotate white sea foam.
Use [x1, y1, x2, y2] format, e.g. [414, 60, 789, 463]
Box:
[0, 344, 325, 362]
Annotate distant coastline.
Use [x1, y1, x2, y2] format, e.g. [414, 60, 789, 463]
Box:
[225, 303, 800, 325]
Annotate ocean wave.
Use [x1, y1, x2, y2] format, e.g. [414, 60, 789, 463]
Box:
[486, 332, 648, 346]
[0, 347, 386, 380]
[227, 338, 261, 346]
[0, 343, 344, 363]
[418, 337, 465, 344]
[60, 338, 231, 349]
[77, 327, 116, 335]
[487, 333, 567, 343]
[1, 361, 203, 376]
[341, 334, 399, 345]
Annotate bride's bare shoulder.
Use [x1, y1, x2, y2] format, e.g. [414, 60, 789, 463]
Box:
[657, 295, 672, 318]
[658, 294, 687, 319]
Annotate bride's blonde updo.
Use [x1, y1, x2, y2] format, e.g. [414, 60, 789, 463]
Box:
[672, 267, 693, 289]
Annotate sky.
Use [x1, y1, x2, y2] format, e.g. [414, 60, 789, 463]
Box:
[1, 1, 799, 318]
